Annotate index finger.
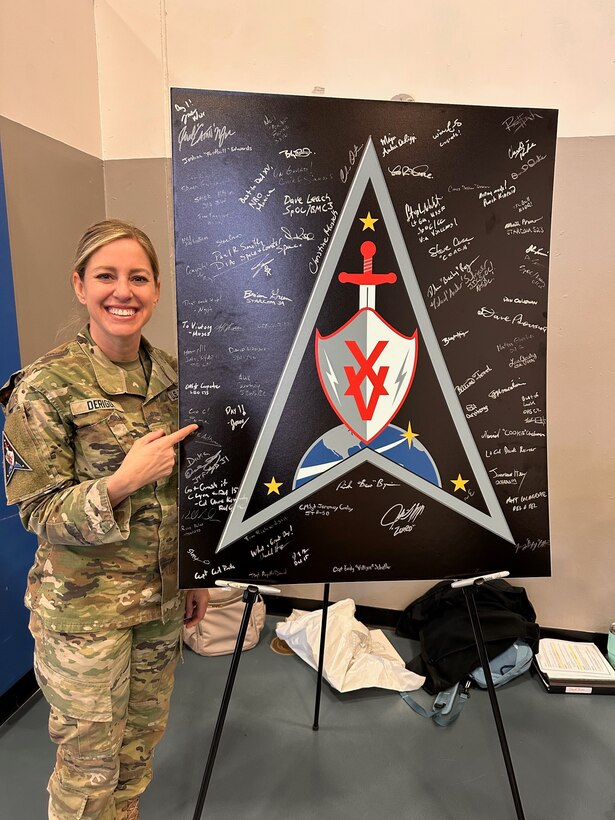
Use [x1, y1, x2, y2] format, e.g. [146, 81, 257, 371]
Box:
[166, 423, 199, 446]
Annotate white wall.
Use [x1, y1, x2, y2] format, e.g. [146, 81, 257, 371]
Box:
[0, 0, 102, 157]
[95, 0, 168, 161]
[94, 0, 615, 161]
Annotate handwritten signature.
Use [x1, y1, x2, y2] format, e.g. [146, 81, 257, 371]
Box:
[380, 502, 425, 536]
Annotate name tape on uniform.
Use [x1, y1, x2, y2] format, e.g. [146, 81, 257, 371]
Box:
[69, 398, 122, 416]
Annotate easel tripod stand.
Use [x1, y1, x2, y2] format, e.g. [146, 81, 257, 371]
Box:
[451, 571, 526, 820]
[192, 572, 526, 820]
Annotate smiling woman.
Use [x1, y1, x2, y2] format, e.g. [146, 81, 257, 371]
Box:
[72, 224, 161, 362]
[0, 219, 209, 820]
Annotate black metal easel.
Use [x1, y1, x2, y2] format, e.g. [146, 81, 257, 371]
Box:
[193, 576, 525, 820]
[192, 584, 261, 820]
[456, 574, 526, 820]
[192, 581, 332, 818]
[312, 582, 331, 730]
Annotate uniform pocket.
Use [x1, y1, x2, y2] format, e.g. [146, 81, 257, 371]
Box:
[73, 410, 133, 476]
[47, 777, 88, 818]
[2, 404, 60, 503]
[35, 648, 130, 758]
[130, 618, 182, 705]
[35, 653, 114, 722]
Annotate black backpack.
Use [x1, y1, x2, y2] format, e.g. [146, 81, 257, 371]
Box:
[396, 579, 540, 695]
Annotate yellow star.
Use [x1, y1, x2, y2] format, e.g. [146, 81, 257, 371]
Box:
[264, 476, 283, 495]
[451, 474, 469, 493]
[401, 421, 419, 448]
[359, 211, 379, 231]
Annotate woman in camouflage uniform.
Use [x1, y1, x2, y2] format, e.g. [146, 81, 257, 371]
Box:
[1, 220, 210, 819]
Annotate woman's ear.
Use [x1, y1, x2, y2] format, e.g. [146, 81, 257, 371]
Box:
[72, 271, 86, 304]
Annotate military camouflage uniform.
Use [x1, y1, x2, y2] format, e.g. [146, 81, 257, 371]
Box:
[1, 326, 184, 819]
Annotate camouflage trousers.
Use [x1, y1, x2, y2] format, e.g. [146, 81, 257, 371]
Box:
[30, 610, 183, 819]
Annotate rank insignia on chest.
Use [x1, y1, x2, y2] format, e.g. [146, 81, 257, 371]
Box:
[2, 430, 32, 486]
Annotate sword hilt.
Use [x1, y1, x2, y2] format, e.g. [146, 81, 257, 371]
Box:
[338, 241, 397, 286]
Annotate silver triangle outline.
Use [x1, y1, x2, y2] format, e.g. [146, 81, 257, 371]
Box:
[216, 138, 514, 551]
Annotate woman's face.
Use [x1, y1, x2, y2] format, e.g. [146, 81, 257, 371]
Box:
[72, 238, 160, 360]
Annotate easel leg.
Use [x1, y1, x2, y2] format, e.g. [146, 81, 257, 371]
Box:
[312, 582, 330, 731]
[192, 586, 259, 820]
[463, 584, 526, 820]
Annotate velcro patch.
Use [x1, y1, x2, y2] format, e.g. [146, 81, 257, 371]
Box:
[3, 430, 33, 486]
[69, 398, 121, 416]
[168, 389, 179, 401]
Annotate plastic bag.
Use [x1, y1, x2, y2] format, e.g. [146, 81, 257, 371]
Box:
[276, 599, 425, 693]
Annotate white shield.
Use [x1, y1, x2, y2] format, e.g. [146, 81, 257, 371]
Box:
[316, 307, 418, 444]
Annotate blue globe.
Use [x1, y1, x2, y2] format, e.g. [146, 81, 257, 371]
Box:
[293, 423, 441, 489]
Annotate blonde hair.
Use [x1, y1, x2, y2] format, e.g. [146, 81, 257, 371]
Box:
[73, 219, 160, 282]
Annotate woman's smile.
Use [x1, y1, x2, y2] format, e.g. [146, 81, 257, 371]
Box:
[72, 238, 160, 360]
[106, 306, 138, 316]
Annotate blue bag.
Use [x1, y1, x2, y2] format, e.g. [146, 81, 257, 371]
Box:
[400, 640, 533, 726]
[469, 640, 533, 689]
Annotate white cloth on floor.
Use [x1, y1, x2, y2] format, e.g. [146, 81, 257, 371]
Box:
[276, 598, 425, 693]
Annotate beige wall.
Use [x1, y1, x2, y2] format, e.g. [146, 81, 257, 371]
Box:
[0, 118, 105, 364]
[0, 0, 105, 362]
[103, 158, 176, 351]
[1, 0, 614, 631]
[523, 136, 615, 630]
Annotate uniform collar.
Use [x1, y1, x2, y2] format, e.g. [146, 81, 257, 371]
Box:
[141, 336, 177, 399]
[76, 325, 176, 399]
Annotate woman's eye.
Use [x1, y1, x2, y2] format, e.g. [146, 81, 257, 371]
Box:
[132, 275, 150, 284]
[96, 273, 113, 280]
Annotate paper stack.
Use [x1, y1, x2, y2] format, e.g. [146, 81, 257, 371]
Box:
[534, 638, 615, 694]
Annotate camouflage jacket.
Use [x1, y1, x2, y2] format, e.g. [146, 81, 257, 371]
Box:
[0, 326, 183, 632]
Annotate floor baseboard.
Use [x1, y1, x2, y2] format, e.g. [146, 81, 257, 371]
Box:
[0, 669, 39, 727]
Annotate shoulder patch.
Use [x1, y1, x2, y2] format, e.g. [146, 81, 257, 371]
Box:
[168, 389, 179, 402]
[69, 398, 121, 416]
[3, 430, 33, 486]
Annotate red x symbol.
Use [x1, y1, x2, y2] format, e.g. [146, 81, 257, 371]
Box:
[344, 340, 389, 420]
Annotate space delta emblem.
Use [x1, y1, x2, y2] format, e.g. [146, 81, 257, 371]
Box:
[2, 430, 32, 486]
[315, 240, 417, 444]
[216, 138, 514, 552]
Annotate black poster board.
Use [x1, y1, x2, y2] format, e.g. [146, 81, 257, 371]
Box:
[171, 89, 557, 588]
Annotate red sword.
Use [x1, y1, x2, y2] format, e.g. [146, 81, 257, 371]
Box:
[338, 241, 397, 310]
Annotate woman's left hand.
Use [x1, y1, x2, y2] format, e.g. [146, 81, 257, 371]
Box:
[184, 588, 210, 627]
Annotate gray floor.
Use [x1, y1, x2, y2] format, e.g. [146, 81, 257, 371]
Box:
[1, 616, 614, 819]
